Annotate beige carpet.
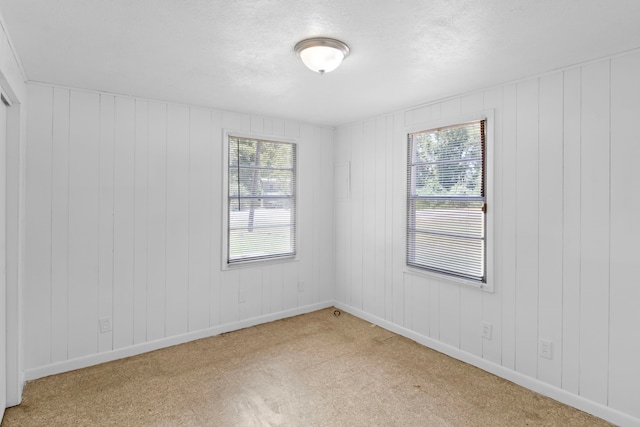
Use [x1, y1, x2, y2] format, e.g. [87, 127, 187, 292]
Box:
[2, 308, 609, 426]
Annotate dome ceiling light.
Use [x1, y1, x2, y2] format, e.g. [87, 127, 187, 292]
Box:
[294, 37, 350, 74]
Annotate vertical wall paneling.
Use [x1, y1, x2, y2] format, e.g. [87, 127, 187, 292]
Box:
[500, 84, 518, 370]
[240, 115, 251, 132]
[428, 278, 439, 340]
[67, 90, 100, 359]
[209, 109, 223, 328]
[319, 127, 335, 302]
[281, 121, 300, 312]
[220, 269, 240, 325]
[438, 281, 460, 348]
[579, 60, 610, 405]
[310, 127, 321, 303]
[165, 104, 190, 337]
[561, 68, 582, 395]
[133, 99, 149, 344]
[297, 124, 314, 308]
[391, 112, 405, 326]
[461, 93, 484, 116]
[459, 286, 482, 357]
[282, 261, 298, 311]
[361, 120, 376, 314]
[272, 118, 285, 137]
[98, 94, 115, 353]
[284, 120, 299, 139]
[373, 117, 386, 318]
[146, 102, 168, 341]
[412, 274, 429, 337]
[333, 131, 345, 302]
[329, 50, 640, 427]
[334, 127, 353, 308]
[238, 267, 262, 320]
[24, 84, 53, 369]
[51, 88, 70, 361]
[383, 116, 394, 321]
[440, 98, 461, 119]
[482, 87, 503, 364]
[350, 122, 363, 309]
[514, 79, 539, 378]
[250, 116, 263, 134]
[188, 108, 211, 332]
[112, 96, 136, 350]
[222, 111, 241, 131]
[537, 73, 564, 387]
[265, 263, 284, 314]
[402, 272, 413, 330]
[608, 51, 640, 418]
[24, 84, 335, 385]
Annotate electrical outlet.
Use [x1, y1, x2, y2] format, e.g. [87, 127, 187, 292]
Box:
[238, 291, 247, 304]
[99, 317, 112, 334]
[481, 321, 492, 340]
[298, 281, 305, 292]
[539, 339, 553, 360]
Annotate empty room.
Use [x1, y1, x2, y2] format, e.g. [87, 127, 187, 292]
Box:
[0, 0, 639, 426]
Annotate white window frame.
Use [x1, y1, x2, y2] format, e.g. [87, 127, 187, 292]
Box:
[404, 110, 494, 291]
[221, 129, 299, 270]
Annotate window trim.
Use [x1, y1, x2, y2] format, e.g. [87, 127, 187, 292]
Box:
[221, 129, 299, 270]
[404, 110, 494, 292]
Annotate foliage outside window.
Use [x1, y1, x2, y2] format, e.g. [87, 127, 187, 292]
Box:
[227, 136, 296, 264]
[407, 120, 486, 283]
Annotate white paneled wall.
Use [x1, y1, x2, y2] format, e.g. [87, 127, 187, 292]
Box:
[24, 83, 335, 377]
[334, 50, 640, 425]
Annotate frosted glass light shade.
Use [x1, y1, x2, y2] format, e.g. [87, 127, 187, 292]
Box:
[294, 38, 350, 74]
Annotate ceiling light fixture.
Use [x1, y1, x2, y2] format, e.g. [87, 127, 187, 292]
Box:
[294, 37, 350, 74]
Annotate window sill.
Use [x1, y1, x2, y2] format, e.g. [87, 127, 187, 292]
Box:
[222, 255, 299, 271]
[404, 266, 493, 293]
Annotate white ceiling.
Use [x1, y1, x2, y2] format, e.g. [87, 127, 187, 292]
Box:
[2, 0, 640, 126]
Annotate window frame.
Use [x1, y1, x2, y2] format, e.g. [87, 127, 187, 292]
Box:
[404, 110, 494, 291]
[221, 129, 299, 270]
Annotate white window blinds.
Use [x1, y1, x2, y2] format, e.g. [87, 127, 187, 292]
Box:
[228, 136, 296, 263]
[407, 120, 486, 282]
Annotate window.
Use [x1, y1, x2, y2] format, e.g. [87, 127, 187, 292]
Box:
[407, 119, 487, 284]
[225, 134, 296, 264]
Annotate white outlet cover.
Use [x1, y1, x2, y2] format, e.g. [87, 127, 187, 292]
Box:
[539, 339, 553, 359]
[481, 322, 492, 340]
[99, 317, 112, 334]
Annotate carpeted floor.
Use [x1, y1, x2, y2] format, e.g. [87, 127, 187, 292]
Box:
[2, 308, 609, 426]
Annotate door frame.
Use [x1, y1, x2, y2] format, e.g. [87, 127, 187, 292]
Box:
[1, 77, 26, 409]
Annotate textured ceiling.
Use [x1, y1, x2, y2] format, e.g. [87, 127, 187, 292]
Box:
[2, 0, 640, 126]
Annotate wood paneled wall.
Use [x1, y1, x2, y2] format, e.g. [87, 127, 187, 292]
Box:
[334, 51, 640, 424]
[23, 84, 335, 376]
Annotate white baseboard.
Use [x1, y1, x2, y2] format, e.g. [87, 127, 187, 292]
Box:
[24, 301, 334, 382]
[20, 299, 639, 427]
[334, 302, 639, 427]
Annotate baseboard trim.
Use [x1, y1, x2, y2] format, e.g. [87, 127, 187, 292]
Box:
[24, 301, 334, 382]
[334, 302, 639, 427]
[21, 300, 638, 427]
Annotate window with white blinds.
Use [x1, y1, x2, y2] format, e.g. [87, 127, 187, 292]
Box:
[227, 135, 296, 264]
[407, 120, 486, 283]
